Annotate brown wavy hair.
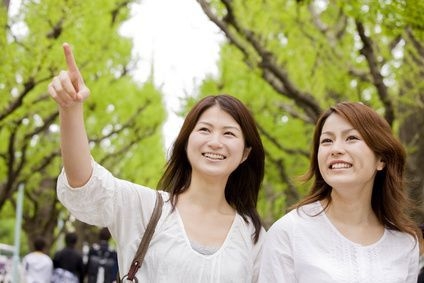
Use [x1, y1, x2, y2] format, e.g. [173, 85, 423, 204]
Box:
[157, 94, 265, 243]
[297, 102, 419, 239]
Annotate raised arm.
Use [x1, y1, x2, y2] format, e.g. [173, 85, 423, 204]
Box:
[48, 43, 92, 187]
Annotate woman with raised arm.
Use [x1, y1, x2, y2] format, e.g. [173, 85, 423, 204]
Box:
[258, 102, 421, 283]
[48, 43, 265, 282]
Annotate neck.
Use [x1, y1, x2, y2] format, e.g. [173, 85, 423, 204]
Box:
[179, 175, 232, 214]
[323, 197, 376, 226]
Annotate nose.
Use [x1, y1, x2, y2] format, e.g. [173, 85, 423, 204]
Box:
[208, 133, 223, 148]
[330, 139, 345, 156]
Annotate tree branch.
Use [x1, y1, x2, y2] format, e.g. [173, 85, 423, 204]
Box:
[197, 0, 322, 121]
[257, 123, 310, 158]
[265, 152, 299, 206]
[356, 20, 394, 125]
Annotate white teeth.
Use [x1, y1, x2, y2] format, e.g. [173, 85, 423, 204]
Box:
[203, 153, 225, 160]
[331, 163, 351, 169]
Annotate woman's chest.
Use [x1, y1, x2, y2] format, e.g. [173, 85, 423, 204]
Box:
[140, 213, 254, 282]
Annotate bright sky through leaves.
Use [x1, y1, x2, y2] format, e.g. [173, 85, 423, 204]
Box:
[120, 0, 224, 150]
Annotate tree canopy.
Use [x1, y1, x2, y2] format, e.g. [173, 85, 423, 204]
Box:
[195, 0, 424, 226]
[0, 0, 166, 252]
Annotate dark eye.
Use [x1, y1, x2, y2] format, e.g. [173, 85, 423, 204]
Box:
[224, 131, 236, 136]
[198, 127, 210, 132]
[320, 138, 332, 144]
[346, 135, 359, 141]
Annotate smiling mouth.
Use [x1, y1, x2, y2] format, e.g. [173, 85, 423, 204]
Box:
[329, 162, 352, 169]
[203, 152, 226, 160]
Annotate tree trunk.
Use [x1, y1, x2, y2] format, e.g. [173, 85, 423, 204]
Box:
[3, 0, 10, 11]
[399, 105, 424, 223]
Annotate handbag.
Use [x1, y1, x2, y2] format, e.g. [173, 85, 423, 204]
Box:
[118, 190, 163, 282]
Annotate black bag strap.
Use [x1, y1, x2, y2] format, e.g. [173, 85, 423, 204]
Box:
[120, 190, 163, 282]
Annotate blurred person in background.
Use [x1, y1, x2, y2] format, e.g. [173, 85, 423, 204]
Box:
[52, 232, 84, 283]
[85, 227, 118, 283]
[22, 237, 53, 283]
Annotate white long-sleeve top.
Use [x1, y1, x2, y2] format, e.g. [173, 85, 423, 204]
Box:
[258, 201, 419, 283]
[22, 251, 53, 283]
[57, 161, 264, 283]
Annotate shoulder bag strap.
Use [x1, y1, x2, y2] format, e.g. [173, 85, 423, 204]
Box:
[123, 190, 163, 281]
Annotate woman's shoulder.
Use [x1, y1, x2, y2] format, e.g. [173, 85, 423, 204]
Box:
[384, 228, 418, 246]
[275, 201, 322, 222]
[266, 201, 324, 235]
[231, 213, 265, 245]
[381, 228, 420, 260]
[233, 213, 258, 232]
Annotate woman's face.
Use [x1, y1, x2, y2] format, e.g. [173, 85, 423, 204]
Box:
[317, 113, 385, 192]
[186, 105, 251, 180]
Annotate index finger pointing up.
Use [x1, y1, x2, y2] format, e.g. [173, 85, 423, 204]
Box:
[63, 42, 81, 78]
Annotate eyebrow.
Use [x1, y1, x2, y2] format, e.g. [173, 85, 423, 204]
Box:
[197, 121, 242, 132]
[321, 128, 357, 136]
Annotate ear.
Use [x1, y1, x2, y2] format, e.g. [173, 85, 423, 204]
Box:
[376, 159, 385, 171]
[241, 147, 252, 163]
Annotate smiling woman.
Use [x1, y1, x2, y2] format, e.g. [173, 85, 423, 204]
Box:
[48, 41, 265, 282]
[317, 113, 386, 197]
[258, 102, 421, 283]
[186, 105, 250, 181]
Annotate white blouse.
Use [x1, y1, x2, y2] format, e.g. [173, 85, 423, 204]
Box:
[258, 201, 419, 283]
[57, 161, 264, 283]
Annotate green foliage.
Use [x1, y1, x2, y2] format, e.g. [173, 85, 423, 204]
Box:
[196, 0, 424, 224]
[1, 0, 166, 246]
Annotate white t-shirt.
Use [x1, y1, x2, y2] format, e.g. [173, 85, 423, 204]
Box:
[22, 251, 53, 283]
[57, 161, 264, 283]
[258, 201, 419, 283]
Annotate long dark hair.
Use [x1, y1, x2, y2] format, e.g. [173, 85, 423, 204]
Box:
[157, 94, 265, 243]
[298, 102, 418, 239]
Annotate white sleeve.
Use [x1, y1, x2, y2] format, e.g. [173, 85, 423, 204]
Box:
[252, 227, 266, 282]
[258, 213, 296, 283]
[56, 160, 157, 228]
[406, 237, 420, 283]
